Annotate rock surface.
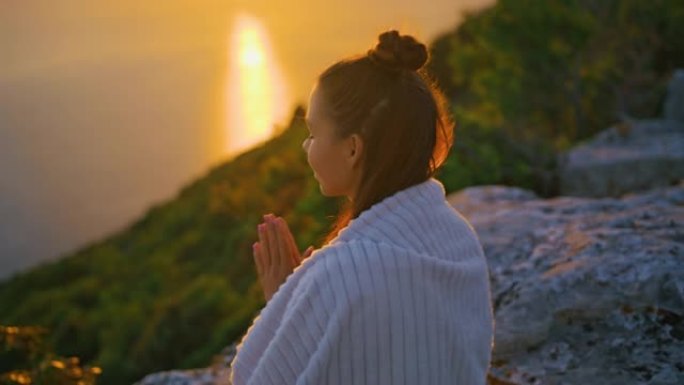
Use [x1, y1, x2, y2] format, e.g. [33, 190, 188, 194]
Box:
[133, 343, 236, 385]
[450, 180, 684, 384]
[134, 180, 684, 385]
[558, 118, 684, 198]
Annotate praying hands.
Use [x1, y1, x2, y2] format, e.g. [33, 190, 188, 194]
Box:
[253, 213, 314, 302]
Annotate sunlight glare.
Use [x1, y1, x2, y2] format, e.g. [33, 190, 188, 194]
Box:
[225, 12, 289, 158]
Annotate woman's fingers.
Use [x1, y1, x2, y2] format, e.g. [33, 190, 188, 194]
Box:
[269, 216, 286, 270]
[278, 217, 299, 252]
[272, 218, 293, 268]
[259, 213, 303, 271]
[273, 218, 299, 266]
[253, 242, 263, 275]
[265, 217, 279, 268]
[257, 222, 270, 267]
[275, 216, 301, 261]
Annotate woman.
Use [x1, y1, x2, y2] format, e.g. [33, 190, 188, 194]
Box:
[229, 30, 494, 385]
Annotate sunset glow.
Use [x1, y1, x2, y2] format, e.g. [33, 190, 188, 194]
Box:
[226, 12, 289, 157]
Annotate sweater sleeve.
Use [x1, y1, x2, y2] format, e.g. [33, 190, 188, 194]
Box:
[242, 239, 481, 385]
[242, 240, 364, 385]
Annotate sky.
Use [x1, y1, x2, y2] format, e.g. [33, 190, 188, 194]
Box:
[0, 0, 494, 281]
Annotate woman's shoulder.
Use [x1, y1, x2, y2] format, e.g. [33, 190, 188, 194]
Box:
[293, 234, 489, 314]
[303, 231, 489, 291]
[307, 238, 409, 270]
[300, 239, 396, 284]
[292, 239, 408, 312]
[300, 238, 441, 294]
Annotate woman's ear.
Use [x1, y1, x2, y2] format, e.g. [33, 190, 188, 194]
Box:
[346, 133, 364, 169]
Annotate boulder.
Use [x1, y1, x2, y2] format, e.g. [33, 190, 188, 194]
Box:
[558, 119, 684, 197]
[559, 69, 684, 198]
[451, 182, 684, 384]
[665, 70, 684, 124]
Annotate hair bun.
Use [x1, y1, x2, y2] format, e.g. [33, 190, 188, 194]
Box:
[367, 30, 428, 72]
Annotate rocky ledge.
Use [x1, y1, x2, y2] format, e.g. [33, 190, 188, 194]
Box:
[450, 179, 684, 384]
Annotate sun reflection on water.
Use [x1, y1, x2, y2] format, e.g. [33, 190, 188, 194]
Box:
[225, 12, 289, 158]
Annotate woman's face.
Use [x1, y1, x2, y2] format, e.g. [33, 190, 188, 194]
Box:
[302, 83, 363, 199]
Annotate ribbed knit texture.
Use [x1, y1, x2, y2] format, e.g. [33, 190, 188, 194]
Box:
[229, 177, 494, 385]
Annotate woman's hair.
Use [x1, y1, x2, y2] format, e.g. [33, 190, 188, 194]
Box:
[316, 29, 455, 246]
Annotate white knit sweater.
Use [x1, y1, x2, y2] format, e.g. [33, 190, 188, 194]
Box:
[229, 177, 494, 385]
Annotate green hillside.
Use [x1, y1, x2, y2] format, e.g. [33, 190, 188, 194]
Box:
[2, 1, 682, 384]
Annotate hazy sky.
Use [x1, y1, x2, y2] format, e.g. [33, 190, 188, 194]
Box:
[0, 0, 493, 280]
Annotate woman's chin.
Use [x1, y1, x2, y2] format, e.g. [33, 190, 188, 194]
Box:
[317, 182, 335, 197]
